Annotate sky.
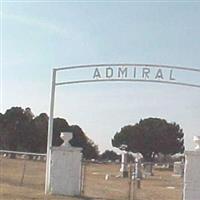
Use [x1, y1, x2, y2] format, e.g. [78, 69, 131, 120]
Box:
[1, 1, 200, 152]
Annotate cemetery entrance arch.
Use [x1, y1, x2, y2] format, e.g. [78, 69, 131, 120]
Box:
[45, 64, 200, 193]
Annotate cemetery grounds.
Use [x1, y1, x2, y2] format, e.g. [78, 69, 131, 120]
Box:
[0, 157, 183, 200]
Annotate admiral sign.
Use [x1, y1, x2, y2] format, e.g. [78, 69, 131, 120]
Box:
[55, 64, 200, 88]
[92, 66, 176, 81]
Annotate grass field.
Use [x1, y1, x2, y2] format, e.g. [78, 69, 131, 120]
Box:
[0, 158, 183, 200]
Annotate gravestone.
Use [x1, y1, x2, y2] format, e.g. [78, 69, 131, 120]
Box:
[173, 161, 184, 177]
[143, 162, 153, 176]
[50, 132, 82, 196]
[120, 151, 128, 177]
[183, 136, 200, 200]
[135, 157, 142, 179]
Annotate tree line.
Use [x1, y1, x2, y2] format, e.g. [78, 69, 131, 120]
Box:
[0, 107, 99, 159]
[0, 107, 184, 162]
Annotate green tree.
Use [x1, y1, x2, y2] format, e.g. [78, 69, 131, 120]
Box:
[68, 125, 99, 159]
[112, 118, 184, 161]
[3, 107, 31, 152]
[100, 150, 120, 161]
[83, 139, 99, 160]
[26, 113, 48, 153]
[0, 113, 7, 150]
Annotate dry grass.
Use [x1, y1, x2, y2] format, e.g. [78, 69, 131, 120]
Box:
[0, 158, 183, 200]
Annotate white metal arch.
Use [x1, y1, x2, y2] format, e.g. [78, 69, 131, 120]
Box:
[45, 64, 200, 193]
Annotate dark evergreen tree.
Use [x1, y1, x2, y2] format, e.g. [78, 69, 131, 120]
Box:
[112, 118, 184, 161]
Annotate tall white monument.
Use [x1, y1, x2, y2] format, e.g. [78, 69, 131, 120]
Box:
[120, 144, 128, 178]
[135, 155, 143, 179]
[50, 132, 82, 196]
[183, 136, 200, 200]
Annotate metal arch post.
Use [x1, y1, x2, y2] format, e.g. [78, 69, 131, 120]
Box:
[45, 68, 56, 194]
